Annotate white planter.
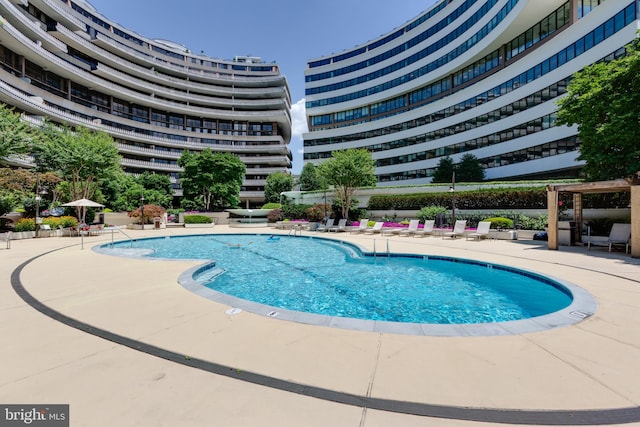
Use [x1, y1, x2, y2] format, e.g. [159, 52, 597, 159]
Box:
[128, 224, 156, 230]
[488, 230, 518, 240]
[11, 231, 35, 239]
[184, 223, 214, 228]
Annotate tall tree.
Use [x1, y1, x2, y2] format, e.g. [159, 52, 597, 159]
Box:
[431, 156, 455, 183]
[456, 153, 485, 182]
[264, 171, 293, 204]
[35, 124, 121, 221]
[178, 149, 245, 210]
[298, 162, 324, 191]
[318, 149, 376, 219]
[556, 37, 640, 181]
[0, 103, 42, 164]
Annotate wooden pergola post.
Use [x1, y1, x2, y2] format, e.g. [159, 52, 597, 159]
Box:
[631, 185, 640, 258]
[573, 193, 583, 244]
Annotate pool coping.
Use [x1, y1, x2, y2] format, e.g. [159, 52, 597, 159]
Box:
[96, 233, 598, 337]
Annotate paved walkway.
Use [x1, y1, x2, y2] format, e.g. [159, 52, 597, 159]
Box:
[1, 226, 639, 426]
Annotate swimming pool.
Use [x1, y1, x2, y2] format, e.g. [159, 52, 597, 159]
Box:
[98, 234, 597, 335]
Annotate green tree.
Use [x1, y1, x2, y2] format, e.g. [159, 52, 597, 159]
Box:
[178, 149, 245, 210]
[0, 104, 42, 164]
[556, 37, 640, 180]
[431, 156, 455, 183]
[138, 172, 173, 208]
[100, 172, 137, 211]
[264, 171, 293, 204]
[35, 124, 121, 221]
[456, 153, 485, 182]
[0, 196, 14, 217]
[318, 149, 376, 219]
[298, 162, 324, 191]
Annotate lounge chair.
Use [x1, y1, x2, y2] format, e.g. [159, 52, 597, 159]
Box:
[350, 219, 369, 234]
[328, 218, 348, 232]
[413, 220, 435, 238]
[442, 220, 467, 239]
[466, 221, 491, 240]
[316, 218, 335, 232]
[399, 219, 421, 236]
[363, 221, 384, 234]
[588, 223, 631, 253]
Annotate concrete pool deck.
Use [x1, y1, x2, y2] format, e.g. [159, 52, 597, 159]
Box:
[1, 225, 639, 426]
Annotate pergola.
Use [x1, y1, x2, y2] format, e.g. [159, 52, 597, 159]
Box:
[546, 178, 640, 258]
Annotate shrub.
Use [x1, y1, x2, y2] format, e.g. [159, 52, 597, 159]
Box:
[0, 196, 14, 216]
[368, 188, 550, 210]
[42, 216, 78, 229]
[14, 218, 35, 232]
[483, 217, 514, 230]
[416, 206, 448, 222]
[349, 207, 368, 223]
[493, 211, 547, 230]
[267, 208, 283, 223]
[282, 203, 312, 220]
[305, 203, 330, 222]
[261, 203, 281, 209]
[184, 214, 212, 224]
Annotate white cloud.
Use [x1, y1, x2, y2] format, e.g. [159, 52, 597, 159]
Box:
[290, 98, 308, 139]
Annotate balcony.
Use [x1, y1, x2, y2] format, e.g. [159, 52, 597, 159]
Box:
[0, 0, 67, 52]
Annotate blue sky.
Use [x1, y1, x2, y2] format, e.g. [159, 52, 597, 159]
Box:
[86, 0, 438, 172]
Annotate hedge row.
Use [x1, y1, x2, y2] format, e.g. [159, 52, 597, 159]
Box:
[368, 189, 548, 210]
[368, 188, 630, 210]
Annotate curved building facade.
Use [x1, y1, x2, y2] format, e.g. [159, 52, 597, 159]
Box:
[0, 0, 292, 205]
[304, 0, 638, 184]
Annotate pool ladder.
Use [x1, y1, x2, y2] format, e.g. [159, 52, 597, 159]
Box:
[373, 239, 390, 257]
[288, 224, 303, 237]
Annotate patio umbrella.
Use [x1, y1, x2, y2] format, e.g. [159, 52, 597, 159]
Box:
[61, 198, 104, 223]
[61, 198, 104, 208]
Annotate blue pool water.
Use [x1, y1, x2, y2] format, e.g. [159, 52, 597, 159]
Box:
[102, 234, 574, 325]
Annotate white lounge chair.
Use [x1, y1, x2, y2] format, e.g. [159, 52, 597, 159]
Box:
[413, 220, 435, 238]
[466, 221, 491, 240]
[316, 218, 335, 232]
[398, 219, 420, 236]
[350, 219, 369, 234]
[442, 220, 467, 239]
[588, 223, 631, 253]
[328, 218, 347, 232]
[363, 221, 384, 234]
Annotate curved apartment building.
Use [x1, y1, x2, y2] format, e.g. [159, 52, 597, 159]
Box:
[304, 0, 638, 184]
[0, 0, 292, 205]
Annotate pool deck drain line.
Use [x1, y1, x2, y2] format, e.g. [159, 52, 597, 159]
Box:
[10, 247, 640, 426]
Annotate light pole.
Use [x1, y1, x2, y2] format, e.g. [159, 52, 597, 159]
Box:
[35, 193, 41, 238]
[449, 171, 456, 226]
[140, 192, 145, 227]
[34, 175, 44, 238]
